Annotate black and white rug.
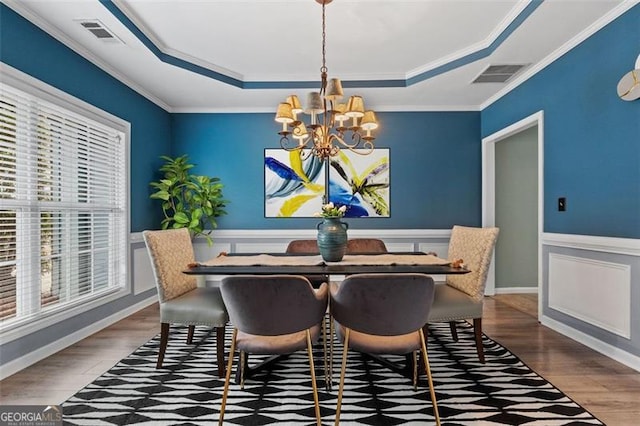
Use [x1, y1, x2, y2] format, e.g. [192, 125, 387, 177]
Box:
[63, 321, 604, 425]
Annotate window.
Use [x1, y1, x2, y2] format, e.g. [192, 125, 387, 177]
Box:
[0, 72, 127, 333]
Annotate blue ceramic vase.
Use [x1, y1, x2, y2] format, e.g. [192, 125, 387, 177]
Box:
[317, 218, 348, 262]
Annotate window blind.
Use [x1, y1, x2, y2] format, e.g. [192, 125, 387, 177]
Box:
[0, 82, 126, 327]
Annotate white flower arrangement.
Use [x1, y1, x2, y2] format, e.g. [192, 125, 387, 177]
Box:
[314, 202, 347, 218]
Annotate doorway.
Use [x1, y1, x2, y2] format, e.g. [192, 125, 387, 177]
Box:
[482, 111, 544, 319]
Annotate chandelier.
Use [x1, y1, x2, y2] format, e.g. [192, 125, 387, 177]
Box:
[274, 0, 378, 160]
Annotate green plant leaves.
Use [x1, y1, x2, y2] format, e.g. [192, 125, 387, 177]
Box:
[149, 154, 228, 245]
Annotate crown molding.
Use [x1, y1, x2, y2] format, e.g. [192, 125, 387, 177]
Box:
[113, 0, 244, 82]
[2, 0, 172, 112]
[170, 104, 481, 114]
[406, 0, 532, 79]
[480, 0, 640, 110]
[7, 0, 632, 114]
[102, 0, 541, 91]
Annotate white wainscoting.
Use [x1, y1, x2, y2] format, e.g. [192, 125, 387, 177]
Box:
[543, 232, 640, 256]
[548, 253, 631, 339]
[133, 245, 155, 295]
[541, 232, 640, 372]
[131, 229, 453, 287]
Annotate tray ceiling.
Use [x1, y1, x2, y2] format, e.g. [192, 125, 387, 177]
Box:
[4, 0, 633, 112]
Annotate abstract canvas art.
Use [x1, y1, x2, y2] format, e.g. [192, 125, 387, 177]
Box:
[264, 149, 325, 217]
[264, 149, 389, 218]
[329, 149, 390, 217]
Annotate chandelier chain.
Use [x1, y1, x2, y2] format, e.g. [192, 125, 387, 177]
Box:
[321, 1, 327, 74]
[274, 0, 378, 163]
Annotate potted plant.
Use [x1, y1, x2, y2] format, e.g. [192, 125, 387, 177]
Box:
[149, 155, 228, 245]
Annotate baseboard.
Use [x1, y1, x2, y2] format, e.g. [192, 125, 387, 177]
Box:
[494, 287, 537, 294]
[0, 296, 157, 380]
[541, 315, 640, 373]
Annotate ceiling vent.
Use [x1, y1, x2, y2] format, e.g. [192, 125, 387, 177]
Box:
[78, 20, 122, 43]
[472, 64, 527, 83]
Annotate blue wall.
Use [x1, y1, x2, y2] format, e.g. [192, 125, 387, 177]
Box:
[482, 5, 640, 239]
[0, 4, 171, 232]
[0, 3, 172, 367]
[171, 111, 482, 229]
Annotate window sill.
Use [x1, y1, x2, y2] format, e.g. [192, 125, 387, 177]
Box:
[0, 286, 129, 344]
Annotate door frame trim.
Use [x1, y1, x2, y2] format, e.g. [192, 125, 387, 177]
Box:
[482, 110, 544, 319]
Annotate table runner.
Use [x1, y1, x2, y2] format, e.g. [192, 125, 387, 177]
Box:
[199, 253, 451, 267]
[327, 254, 451, 265]
[201, 254, 325, 266]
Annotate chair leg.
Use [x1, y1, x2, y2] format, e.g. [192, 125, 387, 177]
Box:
[157, 323, 170, 369]
[448, 321, 459, 341]
[187, 325, 195, 344]
[330, 317, 335, 386]
[322, 315, 330, 391]
[473, 318, 485, 363]
[412, 351, 418, 391]
[335, 328, 350, 426]
[216, 326, 225, 378]
[219, 328, 238, 426]
[419, 329, 441, 426]
[240, 351, 246, 389]
[306, 329, 322, 426]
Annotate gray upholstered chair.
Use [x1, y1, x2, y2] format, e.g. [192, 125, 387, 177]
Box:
[143, 228, 228, 377]
[427, 225, 499, 363]
[330, 273, 440, 426]
[218, 275, 329, 426]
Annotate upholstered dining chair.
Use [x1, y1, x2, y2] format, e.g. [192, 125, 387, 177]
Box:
[345, 238, 388, 254]
[427, 225, 499, 363]
[218, 275, 329, 426]
[143, 228, 228, 377]
[285, 239, 320, 254]
[330, 273, 440, 426]
[285, 238, 387, 287]
[286, 238, 388, 255]
[285, 239, 327, 288]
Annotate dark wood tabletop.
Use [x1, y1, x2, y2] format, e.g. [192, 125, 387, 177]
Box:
[184, 252, 470, 276]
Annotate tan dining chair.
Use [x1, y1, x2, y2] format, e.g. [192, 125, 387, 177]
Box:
[218, 275, 329, 426]
[143, 228, 228, 377]
[427, 225, 499, 363]
[330, 273, 440, 426]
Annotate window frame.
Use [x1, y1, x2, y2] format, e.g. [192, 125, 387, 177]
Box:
[0, 63, 131, 344]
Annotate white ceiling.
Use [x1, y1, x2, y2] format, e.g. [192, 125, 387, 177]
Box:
[4, 0, 634, 112]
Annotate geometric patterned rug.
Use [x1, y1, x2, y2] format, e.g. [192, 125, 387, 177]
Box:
[62, 321, 604, 425]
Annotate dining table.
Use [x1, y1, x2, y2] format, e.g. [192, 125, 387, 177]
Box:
[184, 251, 470, 383]
[184, 251, 469, 276]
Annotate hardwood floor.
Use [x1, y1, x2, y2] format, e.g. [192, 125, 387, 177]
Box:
[2, 294, 639, 425]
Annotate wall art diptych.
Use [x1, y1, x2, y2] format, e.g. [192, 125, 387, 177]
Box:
[264, 149, 325, 218]
[329, 149, 390, 218]
[265, 148, 389, 218]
